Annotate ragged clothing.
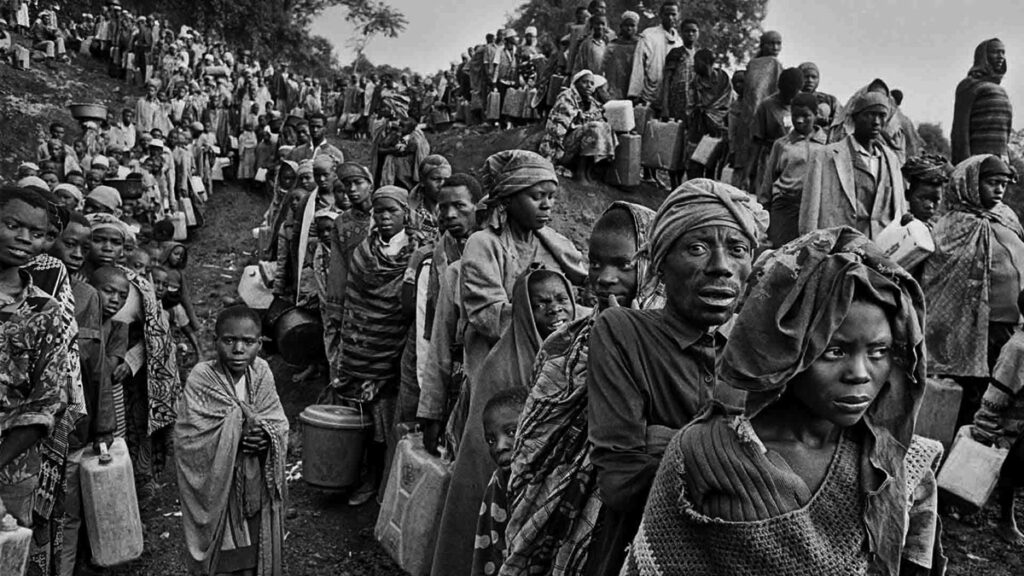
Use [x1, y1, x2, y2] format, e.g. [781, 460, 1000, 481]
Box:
[175, 358, 288, 576]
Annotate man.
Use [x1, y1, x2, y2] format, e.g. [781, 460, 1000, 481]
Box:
[567, 1, 615, 77]
[799, 61, 840, 129]
[952, 38, 1013, 163]
[134, 80, 163, 135]
[570, 15, 611, 78]
[0, 187, 67, 529]
[108, 108, 137, 152]
[586, 180, 763, 576]
[287, 112, 345, 165]
[659, 18, 700, 121]
[799, 90, 906, 239]
[485, 29, 504, 92]
[628, 0, 681, 105]
[603, 11, 640, 100]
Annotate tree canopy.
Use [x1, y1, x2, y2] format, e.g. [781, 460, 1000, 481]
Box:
[917, 122, 952, 158]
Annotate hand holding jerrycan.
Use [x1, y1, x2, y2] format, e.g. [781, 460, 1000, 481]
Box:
[81, 438, 144, 567]
[0, 497, 32, 576]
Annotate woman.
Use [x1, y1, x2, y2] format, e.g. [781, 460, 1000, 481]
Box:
[923, 154, 1023, 425]
[430, 151, 586, 576]
[539, 69, 617, 183]
[623, 227, 944, 576]
[685, 49, 734, 179]
[501, 202, 661, 576]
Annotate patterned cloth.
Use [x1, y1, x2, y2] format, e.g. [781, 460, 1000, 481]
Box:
[472, 468, 512, 576]
[175, 358, 288, 576]
[952, 39, 1013, 163]
[660, 46, 695, 121]
[923, 155, 1024, 378]
[501, 202, 660, 576]
[708, 227, 935, 576]
[539, 86, 616, 165]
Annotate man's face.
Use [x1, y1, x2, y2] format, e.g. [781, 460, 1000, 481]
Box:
[309, 118, 326, 142]
[988, 41, 1007, 75]
[681, 23, 699, 47]
[661, 5, 680, 30]
[853, 109, 886, 142]
[661, 226, 752, 329]
[802, 68, 819, 92]
[591, 17, 607, 37]
[0, 199, 49, 268]
[620, 21, 637, 40]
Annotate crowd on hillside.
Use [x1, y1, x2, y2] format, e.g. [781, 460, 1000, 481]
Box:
[0, 0, 1023, 575]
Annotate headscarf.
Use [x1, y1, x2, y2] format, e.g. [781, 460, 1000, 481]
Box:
[86, 185, 123, 212]
[849, 91, 890, 116]
[720, 226, 927, 576]
[479, 150, 557, 203]
[295, 159, 314, 178]
[336, 161, 373, 183]
[371, 185, 410, 211]
[419, 154, 452, 180]
[620, 11, 640, 24]
[923, 154, 1024, 378]
[901, 154, 953, 186]
[54, 183, 84, 204]
[797, 61, 819, 77]
[967, 38, 1006, 84]
[642, 179, 767, 294]
[278, 159, 298, 187]
[17, 176, 49, 192]
[312, 154, 336, 172]
[87, 212, 129, 238]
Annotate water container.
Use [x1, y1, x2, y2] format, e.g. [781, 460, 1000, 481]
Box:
[81, 439, 144, 567]
[634, 104, 650, 136]
[916, 377, 963, 449]
[937, 425, 1009, 512]
[0, 510, 31, 576]
[300, 405, 372, 489]
[273, 307, 326, 365]
[169, 211, 188, 241]
[375, 434, 452, 576]
[641, 120, 686, 171]
[875, 219, 935, 270]
[606, 133, 641, 187]
[603, 100, 636, 133]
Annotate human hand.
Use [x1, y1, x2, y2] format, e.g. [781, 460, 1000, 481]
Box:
[900, 213, 915, 226]
[421, 419, 443, 457]
[241, 427, 269, 453]
[93, 434, 114, 454]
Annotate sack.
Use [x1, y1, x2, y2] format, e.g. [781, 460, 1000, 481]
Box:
[486, 90, 501, 121]
[689, 136, 724, 166]
[938, 426, 1009, 512]
[641, 120, 686, 170]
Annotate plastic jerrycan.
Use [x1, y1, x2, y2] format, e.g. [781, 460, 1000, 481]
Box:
[81, 439, 144, 567]
[0, 499, 32, 576]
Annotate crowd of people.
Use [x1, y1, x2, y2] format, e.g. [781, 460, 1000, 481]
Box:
[0, 0, 1022, 575]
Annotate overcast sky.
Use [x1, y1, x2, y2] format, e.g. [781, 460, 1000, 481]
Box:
[312, 0, 1024, 128]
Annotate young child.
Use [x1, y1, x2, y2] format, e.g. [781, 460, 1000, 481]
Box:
[160, 242, 200, 330]
[237, 120, 259, 192]
[330, 186, 415, 506]
[126, 248, 153, 278]
[175, 306, 288, 575]
[90, 265, 131, 439]
[471, 388, 528, 576]
[152, 264, 202, 357]
[758, 92, 827, 247]
[973, 288, 1024, 546]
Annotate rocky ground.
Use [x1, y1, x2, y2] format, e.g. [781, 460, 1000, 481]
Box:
[2, 38, 1023, 576]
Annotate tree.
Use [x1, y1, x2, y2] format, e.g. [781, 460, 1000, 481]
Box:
[340, 0, 409, 72]
[917, 122, 952, 158]
[509, 0, 769, 66]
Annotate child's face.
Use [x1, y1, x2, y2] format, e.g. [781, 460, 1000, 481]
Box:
[298, 172, 317, 192]
[529, 275, 572, 339]
[483, 405, 520, 470]
[88, 229, 125, 266]
[56, 189, 80, 212]
[126, 250, 152, 276]
[909, 185, 941, 222]
[167, 245, 185, 267]
[372, 197, 406, 241]
[51, 223, 91, 273]
[151, 269, 169, 299]
[315, 217, 334, 242]
[791, 105, 817, 136]
[314, 168, 331, 191]
[96, 276, 130, 319]
[421, 173, 446, 202]
[216, 317, 262, 375]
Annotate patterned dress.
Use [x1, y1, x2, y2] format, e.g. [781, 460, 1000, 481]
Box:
[539, 87, 616, 165]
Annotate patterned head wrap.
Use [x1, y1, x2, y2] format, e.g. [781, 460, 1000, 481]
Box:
[479, 150, 557, 202]
[901, 154, 952, 186]
[719, 226, 927, 576]
[296, 159, 314, 177]
[312, 154, 336, 172]
[87, 212, 130, 239]
[621, 10, 640, 24]
[945, 154, 1021, 222]
[86, 185, 123, 211]
[336, 161, 373, 184]
[643, 179, 767, 289]
[372, 185, 410, 211]
[419, 154, 452, 180]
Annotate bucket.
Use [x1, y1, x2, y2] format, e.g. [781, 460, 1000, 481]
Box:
[300, 405, 372, 489]
[273, 307, 326, 365]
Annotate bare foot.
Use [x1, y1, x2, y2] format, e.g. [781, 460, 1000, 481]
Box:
[997, 520, 1024, 547]
[291, 365, 317, 383]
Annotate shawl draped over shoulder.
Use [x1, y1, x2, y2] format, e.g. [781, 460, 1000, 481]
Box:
[952, 38, 1012, 164]
[923, 154, 1024, 378]
[175, 358, 289, 576]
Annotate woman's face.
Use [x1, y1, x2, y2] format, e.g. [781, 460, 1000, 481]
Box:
[342, 177, 373, 206]
[575, 76, 595, 98]
[979, 174, 1011, 209]
[372, 197, 406, 240]
[788, 300, 893, 428]
[505, 181, 556, 230]
[89, 228, 125, 266]
[588, 227, 638, 309]
[298, 171, 316, 192]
